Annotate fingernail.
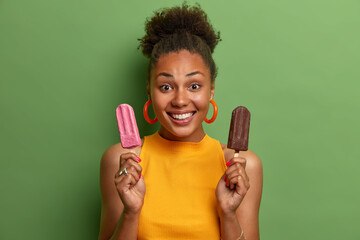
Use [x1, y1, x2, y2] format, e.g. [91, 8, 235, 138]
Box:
[137, 157, 142, 162]
[224, 176, 227, 181]
[226, 161, 231, 166]
[139, 174, 141, 179]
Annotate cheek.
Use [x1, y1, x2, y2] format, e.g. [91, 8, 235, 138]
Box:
[151, 92, 168, 113]
[193, 89, 211, 104]
[191, 95, 210, 113]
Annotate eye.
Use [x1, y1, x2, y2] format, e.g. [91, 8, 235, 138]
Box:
[160, 85, 172, 92]
[189, 84, 200, 90]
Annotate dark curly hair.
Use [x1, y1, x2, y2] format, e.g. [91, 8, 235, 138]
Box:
[138, 3, 221, 83]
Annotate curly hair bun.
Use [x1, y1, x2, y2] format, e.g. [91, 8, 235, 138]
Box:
[139, 3, 221, 58]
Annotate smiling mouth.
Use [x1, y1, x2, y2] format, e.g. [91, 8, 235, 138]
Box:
[167, 112, 196, 120]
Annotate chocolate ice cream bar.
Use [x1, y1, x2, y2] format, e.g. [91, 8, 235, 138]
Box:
[227, 106, 251, 152]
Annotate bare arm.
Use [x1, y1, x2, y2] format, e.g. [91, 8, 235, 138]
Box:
[236, 150, 263, 240]
[219, 148, 263, 240]
[98, 144, 144, 240]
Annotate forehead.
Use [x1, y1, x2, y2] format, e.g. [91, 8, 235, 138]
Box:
[151, 50, 210, 77]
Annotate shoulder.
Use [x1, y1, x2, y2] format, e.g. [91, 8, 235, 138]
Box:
[100, 143, 123, 170]
[242, 150, 262, 173]
[221, 143, 262, 172]
[100, 140, 143, 170]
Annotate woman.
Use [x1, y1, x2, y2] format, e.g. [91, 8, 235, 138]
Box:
[99, 3, 263, 240]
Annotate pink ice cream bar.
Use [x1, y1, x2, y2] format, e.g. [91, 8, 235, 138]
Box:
[116, 104, 141, 149]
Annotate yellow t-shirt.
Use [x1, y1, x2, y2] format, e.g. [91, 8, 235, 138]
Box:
[138, 132, 227, 240]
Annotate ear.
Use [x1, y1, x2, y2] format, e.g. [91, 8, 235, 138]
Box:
[210, 83, 215, 100]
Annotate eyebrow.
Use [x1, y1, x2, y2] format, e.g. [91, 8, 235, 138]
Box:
[156, 71, 204, 78]
[186, 71, 204, 77]
[157, 72, 173, 78]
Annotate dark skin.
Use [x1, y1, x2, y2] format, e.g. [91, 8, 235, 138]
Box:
[99, 50, 263, 240]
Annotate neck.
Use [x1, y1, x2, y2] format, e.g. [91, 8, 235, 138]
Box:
[158, 126, 206, 143]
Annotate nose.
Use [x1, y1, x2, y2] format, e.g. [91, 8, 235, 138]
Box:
[171, 88, 189, 107]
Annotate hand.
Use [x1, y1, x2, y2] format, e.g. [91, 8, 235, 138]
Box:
[216, 155, 250, 215]
[114, 152, 145, 215]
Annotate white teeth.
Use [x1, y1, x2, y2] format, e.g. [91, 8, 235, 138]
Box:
[171, 112, 193, 120]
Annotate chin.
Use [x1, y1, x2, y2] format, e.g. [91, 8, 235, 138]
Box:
[171, 128, 194, 138]
[167, 124, 203, 141]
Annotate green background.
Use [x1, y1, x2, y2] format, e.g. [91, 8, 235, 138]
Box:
[1, 0, 359, 239]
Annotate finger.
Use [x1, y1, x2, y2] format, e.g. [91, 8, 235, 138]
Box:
[126, 165, 141, 181]
[227, 167, 250, 189]
[119, 155, 142, 175]
[228, 174, 250, 191]
[224, 165, 237, 186]
[115, 171, 138, 193]
[226, 156, 246, 169]
[226, 166, 249, 190]
[114, 173, 124, 185]
[225, 163, 247, 181]
[226, 164, 249, 183]
[121, 161, 142, 177]
[124, 172, 138, 187]
[229, 175, 249, 196]
[119, 152, 141, 168]
[115, 165, 141, 182]
[114, 174, 129, 193]
[236, 175, 249, 196]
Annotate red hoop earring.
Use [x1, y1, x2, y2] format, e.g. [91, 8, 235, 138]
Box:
[204, 99, 218, 124]
[143, 100, 158, 124]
